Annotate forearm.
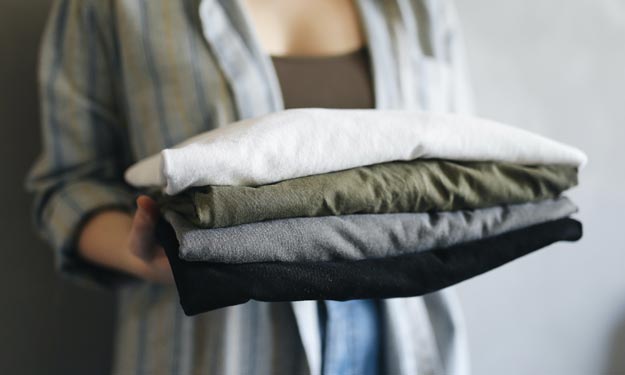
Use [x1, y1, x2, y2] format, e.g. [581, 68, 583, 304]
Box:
[77, 210, 139, 277]
[76, 198, 174, 285]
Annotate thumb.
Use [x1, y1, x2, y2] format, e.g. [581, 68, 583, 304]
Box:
[137, 195, 159, 219]
[129, 195, 160, 260]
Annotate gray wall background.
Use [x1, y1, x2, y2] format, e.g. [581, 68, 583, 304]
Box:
[0, 1, 623, 374]
[455, 1, 625, 374]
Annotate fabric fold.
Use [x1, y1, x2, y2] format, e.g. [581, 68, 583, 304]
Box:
[156, 216, 583, 316]
[156, 159, 578, 229]
[163, 197, 578, 264]
[125, 108, 587, 194]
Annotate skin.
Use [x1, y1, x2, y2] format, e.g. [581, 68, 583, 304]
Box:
[243, 0, 366, 56]
[78, 195, 174, 284]
[77, 0, 365, 284]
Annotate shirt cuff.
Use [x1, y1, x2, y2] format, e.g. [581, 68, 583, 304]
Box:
[33, 180, 140, 289]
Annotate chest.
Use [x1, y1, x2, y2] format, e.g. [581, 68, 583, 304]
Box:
[241, 0, 366, 56]
[112, 0, 455, 160]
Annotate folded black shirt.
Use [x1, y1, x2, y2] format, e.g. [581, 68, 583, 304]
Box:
[156, 217, 582, 316]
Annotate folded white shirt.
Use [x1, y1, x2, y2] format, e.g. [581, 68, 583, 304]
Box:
[125, 108, 588, 195]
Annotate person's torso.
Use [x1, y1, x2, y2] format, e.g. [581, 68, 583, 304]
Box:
[106, 0, 457, 165]
[111, 1, 465, 374]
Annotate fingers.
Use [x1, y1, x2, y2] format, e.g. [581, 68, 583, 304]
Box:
[125, 243, 174, 285]
[146, 247, 174, 284]
[129, 195, 160, 260]
[129, 195, 174, 284]
[137, 195, 159, 219]
[151, 245, 170, 267]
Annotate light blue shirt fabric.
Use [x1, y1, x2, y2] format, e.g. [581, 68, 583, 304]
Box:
[319, 300, 382, 375]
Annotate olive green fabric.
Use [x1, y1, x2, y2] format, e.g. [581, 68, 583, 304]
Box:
[155, 159, 578, 229]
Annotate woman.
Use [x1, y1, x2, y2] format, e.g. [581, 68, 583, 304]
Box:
[26, 0, 474, 373]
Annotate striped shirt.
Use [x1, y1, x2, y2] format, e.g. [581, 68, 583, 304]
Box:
[25, 0, 474, 374]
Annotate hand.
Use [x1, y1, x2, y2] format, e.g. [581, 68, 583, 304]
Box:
[78, 195, 174, 285]
[124, 195, 174, 284]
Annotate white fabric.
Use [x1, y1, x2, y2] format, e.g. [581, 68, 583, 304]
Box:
[291, 301, 322, 375]
[124, 108, 588, 195]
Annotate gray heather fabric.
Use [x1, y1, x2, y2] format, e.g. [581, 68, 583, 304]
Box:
[163, 196, 577, 264]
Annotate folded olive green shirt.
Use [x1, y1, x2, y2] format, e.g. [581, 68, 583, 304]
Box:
[155, 159, 578, 229]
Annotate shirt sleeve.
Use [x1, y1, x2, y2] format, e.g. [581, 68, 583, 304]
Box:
[24, 0, 138, 289]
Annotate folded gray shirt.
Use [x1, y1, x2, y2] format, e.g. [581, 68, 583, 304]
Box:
[163, 197, 577, 264]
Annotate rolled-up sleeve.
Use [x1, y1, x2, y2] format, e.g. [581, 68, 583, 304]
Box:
[25, 0, 137, 288]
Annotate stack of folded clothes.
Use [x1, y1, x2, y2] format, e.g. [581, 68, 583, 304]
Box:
[125, 108, 587, 316]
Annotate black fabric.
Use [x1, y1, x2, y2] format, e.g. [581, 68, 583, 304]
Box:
[156, 217, 582, 316]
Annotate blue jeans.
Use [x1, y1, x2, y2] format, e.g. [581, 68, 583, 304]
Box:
[318, 299, 382, 375]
